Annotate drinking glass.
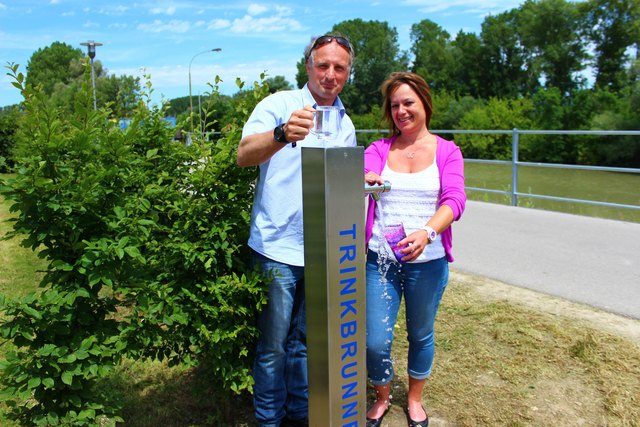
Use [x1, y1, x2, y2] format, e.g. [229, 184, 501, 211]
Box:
[383, 223, 408, 263]
[311, 106, 341, 145]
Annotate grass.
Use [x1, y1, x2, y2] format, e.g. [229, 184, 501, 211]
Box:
[73, 275, 640, 426]
[395, 277, 640, 426]
[2, 174, 640, 426]
[465, 162, 640, 223]
[93, 360, 255, 426]
[0, 180, 47, 299]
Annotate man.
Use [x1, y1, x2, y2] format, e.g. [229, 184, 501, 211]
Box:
[237, 34, 356, 427]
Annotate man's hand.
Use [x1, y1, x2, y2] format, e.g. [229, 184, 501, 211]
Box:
[283, 105, 315, 143]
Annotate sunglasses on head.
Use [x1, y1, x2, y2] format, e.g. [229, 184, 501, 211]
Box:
[306, 35, 352, 61]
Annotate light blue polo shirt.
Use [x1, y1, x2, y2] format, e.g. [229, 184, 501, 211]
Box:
[241, 84, 357, 266]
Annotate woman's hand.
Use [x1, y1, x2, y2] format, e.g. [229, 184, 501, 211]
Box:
[397, 230, 430, 262]
[365, 171, 385, 185]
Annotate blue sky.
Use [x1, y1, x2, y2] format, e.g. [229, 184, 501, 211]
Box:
[1, 0, 529, 108]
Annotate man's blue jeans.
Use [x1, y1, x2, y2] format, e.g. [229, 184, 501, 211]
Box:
[366, 251, 448, 385]
[252, 251, 308, 427]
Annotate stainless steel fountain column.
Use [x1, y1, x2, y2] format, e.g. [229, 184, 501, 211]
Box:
[302, 146, 367, 427]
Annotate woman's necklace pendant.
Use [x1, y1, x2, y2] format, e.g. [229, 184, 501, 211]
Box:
[406, 151, 415, 159]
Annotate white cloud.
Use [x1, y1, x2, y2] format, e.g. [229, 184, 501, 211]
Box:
[61, 11, 75, 16]
[49, 0, 59, 4]
[230, 10, 303, 34]
[83, 20, 100, 28]
[247, 4, 268, 16]
[0, 3, 7, 10]
[130, 3, 304, 34]
[207, 19, 231, 30]
[208, 3, 302, 34]
[274, 5, 293, 16]
[137, 19, 190, 33]
[401, 0, 522, 14]
[151, 6, 177, 16]
[97, 5, 129, 15]
[108, 22, 128, 30]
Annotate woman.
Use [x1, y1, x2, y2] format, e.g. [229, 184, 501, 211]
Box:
[364, 72, 466, 427]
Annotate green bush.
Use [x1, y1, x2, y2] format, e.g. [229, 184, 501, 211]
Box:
[456, 97, 534, 160]
[351, 104, 386, 146]
[0, 105, 20, 173]
[0, 64, 268, 425]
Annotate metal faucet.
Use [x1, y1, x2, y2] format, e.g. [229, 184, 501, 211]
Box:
[364, 180, 391, 201]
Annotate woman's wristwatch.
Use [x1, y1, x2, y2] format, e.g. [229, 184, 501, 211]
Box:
[420, 225, 437, 243]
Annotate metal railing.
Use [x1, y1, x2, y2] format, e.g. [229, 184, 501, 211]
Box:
[356, 129, 640, 211]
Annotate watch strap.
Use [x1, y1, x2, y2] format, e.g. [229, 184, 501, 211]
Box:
[274, 123, 288, 144]
[421, 225, 437, 242]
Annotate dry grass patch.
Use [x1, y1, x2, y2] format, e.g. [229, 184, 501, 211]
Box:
[383, 274, 640, 426]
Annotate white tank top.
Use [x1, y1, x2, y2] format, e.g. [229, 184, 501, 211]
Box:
[369, 157, 445, 263]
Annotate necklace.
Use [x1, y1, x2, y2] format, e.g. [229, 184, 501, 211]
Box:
[399, 132, 432, 159]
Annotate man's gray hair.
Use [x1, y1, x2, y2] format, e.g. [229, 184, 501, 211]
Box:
[304, 34, 355, 68]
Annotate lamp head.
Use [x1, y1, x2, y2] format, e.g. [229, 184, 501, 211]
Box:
[80, 40, 103, 59]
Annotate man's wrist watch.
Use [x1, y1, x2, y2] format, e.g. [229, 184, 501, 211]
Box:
[421, 225, 437, 243]
[274, 123, 289, 144]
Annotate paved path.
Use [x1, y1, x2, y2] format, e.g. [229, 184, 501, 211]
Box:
[451, 201, 640, 320]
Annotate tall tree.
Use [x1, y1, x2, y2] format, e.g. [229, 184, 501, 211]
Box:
[580, 0, 640, 91]
[98, 74, 140, 118]
[478, 10, 535, 99]
[517, 0, 589, 95]
[333, 19, 408, 114]
[25, 42, 84, 95]
[0, 106, 20, 172]
[24, 41, 140, 117]
[167, 96, 190, 117]
[295, 57, 307, 89]
[411, 20, 455, 92]
[450, 31, 484, 97]
[264, 75, 293, 93]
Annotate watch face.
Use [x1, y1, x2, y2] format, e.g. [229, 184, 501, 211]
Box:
[274, 124, 287, 143]
[423, 227, 436, 242]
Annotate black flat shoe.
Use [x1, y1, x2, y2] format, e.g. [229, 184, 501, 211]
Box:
[366, 405, 390, 427]
[404, 406, 429, 427]
[281, 417, 308, 427]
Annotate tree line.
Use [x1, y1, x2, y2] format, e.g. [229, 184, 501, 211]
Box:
[1, 0, 639, 170]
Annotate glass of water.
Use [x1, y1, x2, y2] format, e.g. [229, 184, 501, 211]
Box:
[311, 106, 341, 145]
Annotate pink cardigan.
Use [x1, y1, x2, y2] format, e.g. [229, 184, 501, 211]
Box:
[364, 135, 466, 262]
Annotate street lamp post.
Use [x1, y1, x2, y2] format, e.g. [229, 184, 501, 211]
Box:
[188, 48, 221, 134]
[80, 40, 103, 110]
